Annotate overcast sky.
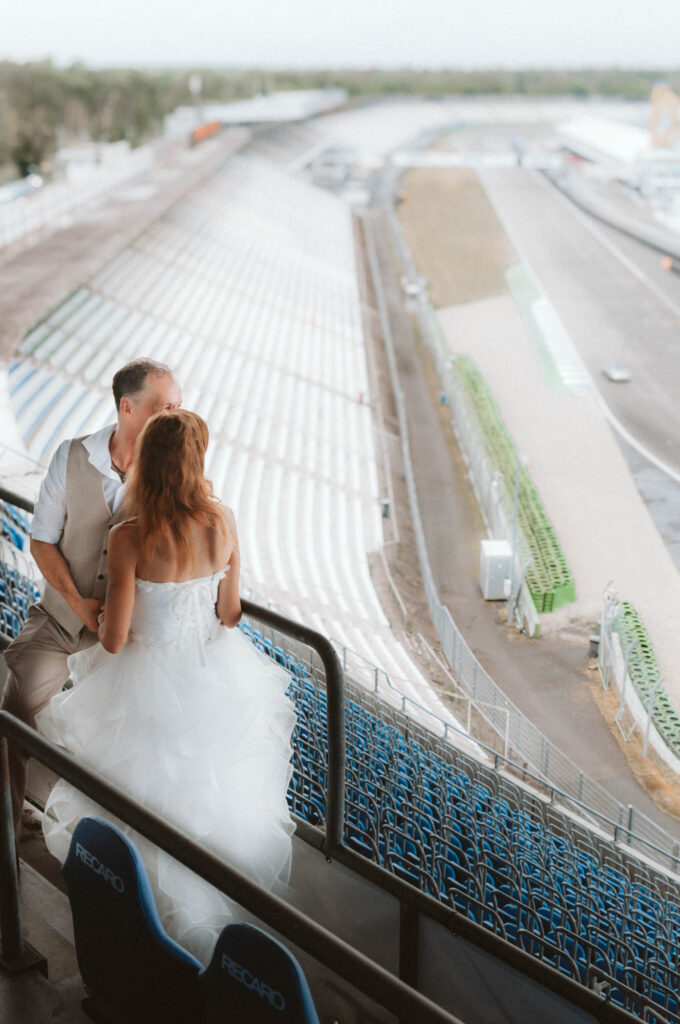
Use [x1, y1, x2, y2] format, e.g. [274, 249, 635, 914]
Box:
[4, 0, 680, 70]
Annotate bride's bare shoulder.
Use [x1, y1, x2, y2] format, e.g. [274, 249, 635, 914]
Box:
[220, 504, 238, 539]
[108, 519, 140, 555]
[211, 503, 238, 558]
[212, 500, 236, 528]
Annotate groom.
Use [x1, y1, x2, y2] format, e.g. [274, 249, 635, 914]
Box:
[1, 358, 182, 843]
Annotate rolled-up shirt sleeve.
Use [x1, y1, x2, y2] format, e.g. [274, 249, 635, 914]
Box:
[29, 440, 71, 543]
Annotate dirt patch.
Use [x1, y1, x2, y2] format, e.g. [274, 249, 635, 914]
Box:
[353, 213, 511, 751]
[354, 215, 437, 641]
[589, 667, 680, 823]
[396, 168, 516, 308]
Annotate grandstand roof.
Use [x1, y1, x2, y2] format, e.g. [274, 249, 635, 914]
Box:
[557, 116, 651, 165]
[164, 90, 347, 140]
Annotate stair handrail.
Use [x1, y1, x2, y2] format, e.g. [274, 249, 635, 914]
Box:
[0, 713, 459, 1024]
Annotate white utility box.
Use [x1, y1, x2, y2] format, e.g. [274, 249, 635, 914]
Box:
[480, 539, 512, 600]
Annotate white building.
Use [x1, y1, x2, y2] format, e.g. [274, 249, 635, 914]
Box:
[558, 114, 680, 195]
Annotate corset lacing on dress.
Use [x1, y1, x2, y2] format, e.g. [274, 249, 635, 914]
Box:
[130, 568, 228, 666]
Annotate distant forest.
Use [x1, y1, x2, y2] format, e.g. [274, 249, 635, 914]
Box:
[2, 61, 678, 178]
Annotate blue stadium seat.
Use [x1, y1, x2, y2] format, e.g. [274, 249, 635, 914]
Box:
[62, 816, 202, 1024]
[0, 603, 21, 638]
[199, 923, 320, 1024]
[1, 517, 24, 550]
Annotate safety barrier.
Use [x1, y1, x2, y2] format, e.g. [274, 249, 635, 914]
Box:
[455, 355, 575, 612]
[599, 590, 680, 772]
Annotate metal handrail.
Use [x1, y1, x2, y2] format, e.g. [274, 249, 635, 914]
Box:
[0, 714, 461, 1024]
[0, 487, 346, 853]
[240, 597, 345, 852]
[0, 623, 344, 852]
[0, 486, 36, 515]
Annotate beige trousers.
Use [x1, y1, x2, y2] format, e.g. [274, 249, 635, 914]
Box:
[1, 604, 97, 844]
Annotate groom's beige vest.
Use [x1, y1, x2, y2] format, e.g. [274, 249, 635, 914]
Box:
[40, 436, 127, 637]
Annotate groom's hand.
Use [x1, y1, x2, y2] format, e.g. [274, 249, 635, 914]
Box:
[31, 540, 105, 634]
[78, 598, 105, 633]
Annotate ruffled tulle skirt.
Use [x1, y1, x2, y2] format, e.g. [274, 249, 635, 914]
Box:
[36, 625, 297, 963]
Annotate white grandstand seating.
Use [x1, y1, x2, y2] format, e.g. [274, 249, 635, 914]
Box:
[8, 148, 447, 723]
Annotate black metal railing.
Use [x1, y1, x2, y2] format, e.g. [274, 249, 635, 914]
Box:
[240, 597, 345, 852]
[0, 487, 34, 515]
[0, 484, 347, 857]
[0, 713, 461, 1024]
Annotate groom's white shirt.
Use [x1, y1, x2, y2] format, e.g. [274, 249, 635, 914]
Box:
[30, 424, 126, 544]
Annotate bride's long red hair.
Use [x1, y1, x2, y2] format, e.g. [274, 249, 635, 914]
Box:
[125, 409, 225, 564]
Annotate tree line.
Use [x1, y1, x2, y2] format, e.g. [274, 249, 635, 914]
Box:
[1, 61, 678, 178]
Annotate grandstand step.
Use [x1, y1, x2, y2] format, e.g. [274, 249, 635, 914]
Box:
[0, 861, 88, 1023]
[0, 969, 89, 1024]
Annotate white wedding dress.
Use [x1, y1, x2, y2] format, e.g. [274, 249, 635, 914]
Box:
[36, 568, 297, 963]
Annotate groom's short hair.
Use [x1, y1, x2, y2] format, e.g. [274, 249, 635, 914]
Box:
[112, 359, 173, 411]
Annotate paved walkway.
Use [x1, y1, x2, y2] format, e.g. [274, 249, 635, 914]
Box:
[463, 168, 680, 704]
[370, 208, 680, 840]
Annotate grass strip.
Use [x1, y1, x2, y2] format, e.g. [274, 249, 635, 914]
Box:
[455, 355, 575, 612]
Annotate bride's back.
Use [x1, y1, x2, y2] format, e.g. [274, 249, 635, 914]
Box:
[124, 409, 236, 585]
[135, 517, 233, 584]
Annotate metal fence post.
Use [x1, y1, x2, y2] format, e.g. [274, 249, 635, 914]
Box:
[598, 585, 619, 692]
[618, 640, 634, 717]
[643, 678, 663, 759]
[508, 454, 521, 614]
[0, 738, 23, 966]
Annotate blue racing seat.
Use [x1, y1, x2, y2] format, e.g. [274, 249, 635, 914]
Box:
[63, 816, 202, 1024]
[200, 923, 320, 1023]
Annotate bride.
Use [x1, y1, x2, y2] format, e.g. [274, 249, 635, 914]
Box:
[37, 409, 297, 963]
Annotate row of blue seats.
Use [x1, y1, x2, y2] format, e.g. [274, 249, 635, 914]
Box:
[279, 670, 680, 1021]
[1, 602, 24, 639]
[237, 623, 331, 829]
[0, 583, 32, 616]
[1, 516, 25, 551]
[0, 503, 41, 636]
[65, 815, 320, 1024]
[0, 562, 41, 638]
[0, 560, 42, 602]
[0, 499, 32, 536]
